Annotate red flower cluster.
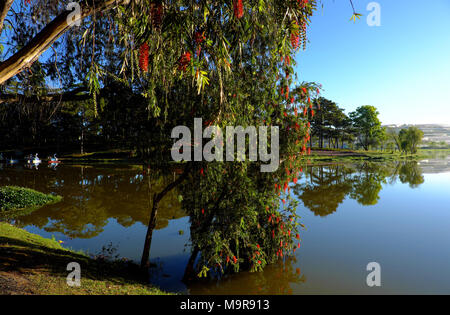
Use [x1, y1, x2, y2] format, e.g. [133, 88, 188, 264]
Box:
[194, 31, 205, 56]
[139, 43, 149, 72]
[178, 52, 191, 71]
[233, 0, 244, 19]
[291, 33, 300, 50]
[297, 0, 309, 8]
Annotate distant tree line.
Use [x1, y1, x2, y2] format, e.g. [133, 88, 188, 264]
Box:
[308, 97, 424, 154]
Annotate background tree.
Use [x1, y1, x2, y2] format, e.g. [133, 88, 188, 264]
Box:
[349, 105, 383, 151]
[399, 126, 424, 154]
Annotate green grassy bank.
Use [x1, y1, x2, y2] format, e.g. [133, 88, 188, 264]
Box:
[0, 223, 171, 295]
[0, 186, 62, 219]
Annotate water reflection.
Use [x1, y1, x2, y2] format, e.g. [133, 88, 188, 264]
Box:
[1, 160, 446, 294]
[0, 165, 185, 238]
[294, 161, 424, 217]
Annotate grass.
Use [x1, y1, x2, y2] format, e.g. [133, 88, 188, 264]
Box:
[0, 223, 172, 295]
[0, 186, 62, 219]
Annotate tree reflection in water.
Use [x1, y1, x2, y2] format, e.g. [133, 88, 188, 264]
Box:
[293, 161, 425, 217]
[0, 165, 184, 238]
[0, 161, 426, 292]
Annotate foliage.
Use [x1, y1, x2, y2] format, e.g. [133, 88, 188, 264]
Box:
[349, 105, 383, 151]
[399, 127, 424, 154]
[0, 186, 62, 213]
[309, 97, 355, 149]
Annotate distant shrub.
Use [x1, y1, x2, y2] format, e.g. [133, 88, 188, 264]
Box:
[0, 186, 62, 213]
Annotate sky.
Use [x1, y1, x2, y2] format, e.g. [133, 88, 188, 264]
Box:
[295, 0, 450, 126]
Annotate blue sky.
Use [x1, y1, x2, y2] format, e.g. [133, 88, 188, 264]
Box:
[295, 0, 450, 125]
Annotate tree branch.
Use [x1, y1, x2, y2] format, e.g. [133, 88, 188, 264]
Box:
[0, 0, 130, 85]
[0, 0, 14, 36]
[0, 86, 90, 104]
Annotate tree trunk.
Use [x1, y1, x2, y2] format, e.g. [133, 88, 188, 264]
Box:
[140, 165, 191, 269]
[182, 246, 200, 283]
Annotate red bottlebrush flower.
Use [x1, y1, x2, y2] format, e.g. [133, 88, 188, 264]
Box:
[201, 208, 205, 215]
[226, 256, 230, 263]
[296, 233, 300, 240]
[258, 260, 262, 264]
[200, 167, 204, 176]
[302, 87, 307, 94]
[294, 108, 298, 116]
[303, 107, 307, 117]
[178, 52, 191, 71]
[233, 0, 244, 19]
[282, 199, 286, 204]
[194, 31, 205, 44]
[139, 43, 149, 72]
[311, 109, 315, 118]
[284, 112, 288, 117]
[257, 244, 260, 249]
[283, 182, 288, 192]
[293, 177, 298, 184]
[233, 256, 238, 264]
[307, 147, 311, 155]
[297, 243, 301, 248]
[291, 33, 300, 50]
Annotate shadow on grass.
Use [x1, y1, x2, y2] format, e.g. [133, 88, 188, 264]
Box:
[0, 236, 145, 286]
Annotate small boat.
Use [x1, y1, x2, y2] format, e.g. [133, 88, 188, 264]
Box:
[48, 154, 60, 164]
[27, 154, 41, 165]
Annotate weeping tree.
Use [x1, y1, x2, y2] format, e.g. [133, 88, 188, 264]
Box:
[0, 0, 362, 278]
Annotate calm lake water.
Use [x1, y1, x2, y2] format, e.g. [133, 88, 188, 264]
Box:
[1, 156, 450, 294]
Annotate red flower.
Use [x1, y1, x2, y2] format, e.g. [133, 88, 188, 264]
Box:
[233, 256, 238, 264]
[178, 52, 191, 71]
[233, 0, 244, 19]
[139, 43, 149, 72]
[291, 33, 300, 50]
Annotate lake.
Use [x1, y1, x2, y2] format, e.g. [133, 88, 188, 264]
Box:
[1, 157, 450, 294]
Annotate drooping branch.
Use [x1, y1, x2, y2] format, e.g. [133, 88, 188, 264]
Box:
[0, 0, 14, 35]
[0, 86, 90, 104]
[0, 0, 130, 85]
